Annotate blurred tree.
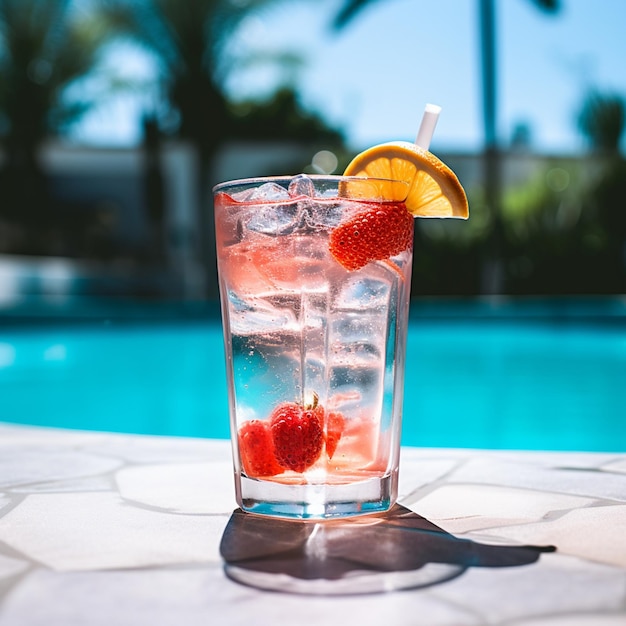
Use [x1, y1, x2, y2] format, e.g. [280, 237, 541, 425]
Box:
[101, 0, 224, 163]
[0, 0, 116, 227]
[500, 161, 592, 295]
[492, 89, 626, 296]
[101, 0, 309, 162]
[334, 0, 558, 28]
[578, 89, 626, 292]
[229, 86, 344, 144]
[578, 89, 625, 156]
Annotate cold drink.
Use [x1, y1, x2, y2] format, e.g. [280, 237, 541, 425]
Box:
[214, 174, 413, 519]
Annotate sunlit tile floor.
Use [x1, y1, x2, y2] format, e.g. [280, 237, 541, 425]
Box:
[0, 423, 625, 625]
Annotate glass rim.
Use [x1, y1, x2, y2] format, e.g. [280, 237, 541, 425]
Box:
[212, 174, 409, 202]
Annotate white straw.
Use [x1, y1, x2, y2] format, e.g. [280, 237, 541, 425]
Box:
[415, 103, 442, 150]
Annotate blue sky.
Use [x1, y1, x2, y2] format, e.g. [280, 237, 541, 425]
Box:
[74, 0, 626, 155]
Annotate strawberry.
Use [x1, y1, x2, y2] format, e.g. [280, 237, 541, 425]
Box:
[325, 411, 345, 460]
[238, 420, 284, 477]
[270, 402, 324, 472]
[329, 201, 413, 271]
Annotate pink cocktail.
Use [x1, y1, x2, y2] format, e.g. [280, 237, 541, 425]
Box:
[214, 175, 413, 519]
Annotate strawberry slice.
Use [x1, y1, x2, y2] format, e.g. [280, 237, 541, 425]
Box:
[270, 402, 324, 473]
[329, 201, 413, 271]
[238, 420, 284, 477]
[325, 411, 345, 460]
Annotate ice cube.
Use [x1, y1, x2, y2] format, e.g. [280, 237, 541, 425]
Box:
[335, 277, 391, 311]
[232, 182, 290, 203]
[287, 175, 337, 231]
[246, 202, 300, 235]
[288, 174, 316, 198]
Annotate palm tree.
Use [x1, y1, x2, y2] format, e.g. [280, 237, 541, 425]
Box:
[333, 0, 561, 294]
[0, 0, 118, 225]
[577, 89, 626, 291]
[101, 0, 299, 162]
[578, 89, 625, 156]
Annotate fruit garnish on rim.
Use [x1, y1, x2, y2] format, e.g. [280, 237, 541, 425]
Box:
[330, 104, 469, 271]
[329, 200, 413, 272]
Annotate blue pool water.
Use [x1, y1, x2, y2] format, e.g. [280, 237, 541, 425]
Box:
[1, 304, 625, 452]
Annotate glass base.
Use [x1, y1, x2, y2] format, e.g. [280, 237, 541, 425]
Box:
[236, 471, 397, 520]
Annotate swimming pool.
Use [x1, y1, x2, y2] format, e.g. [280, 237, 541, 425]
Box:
[2, 300, 625, 452]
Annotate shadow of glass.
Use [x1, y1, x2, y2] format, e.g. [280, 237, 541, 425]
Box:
[219, 503, 556, 595]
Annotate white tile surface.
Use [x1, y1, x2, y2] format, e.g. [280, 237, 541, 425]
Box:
[116, 462, 236, 514]
[446, 457, 626, 501]
[405, 483, 593, 533]
[432, 552, 626, 625]
[0, 492, 229, 571]
[1, 423, 625, 625]
[0, 553, 29, 580]
[483, 504, 626, 567]
[0, 450, 121, 490]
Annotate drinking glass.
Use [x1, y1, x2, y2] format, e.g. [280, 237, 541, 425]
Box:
[214, 174, 412, 519]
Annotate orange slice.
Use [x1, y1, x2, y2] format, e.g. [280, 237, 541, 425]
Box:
[343, 141, 469, 219]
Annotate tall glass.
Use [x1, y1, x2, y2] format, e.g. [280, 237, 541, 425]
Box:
[214, 174, 413, 519]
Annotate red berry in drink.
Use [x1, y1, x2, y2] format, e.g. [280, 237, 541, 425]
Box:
[329, 201, 413, 271]
[270, 402, 324, 473]
[325, 411, 345, 460]
[238, 420, 284, 477]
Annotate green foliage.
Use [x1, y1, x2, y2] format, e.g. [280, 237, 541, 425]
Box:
[100, 0, 336, 158]
[227, 87, 344, 144]
[0, 0, 114, 150]
[578, 90, 625, 155]
[411, 152, 626, 296]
